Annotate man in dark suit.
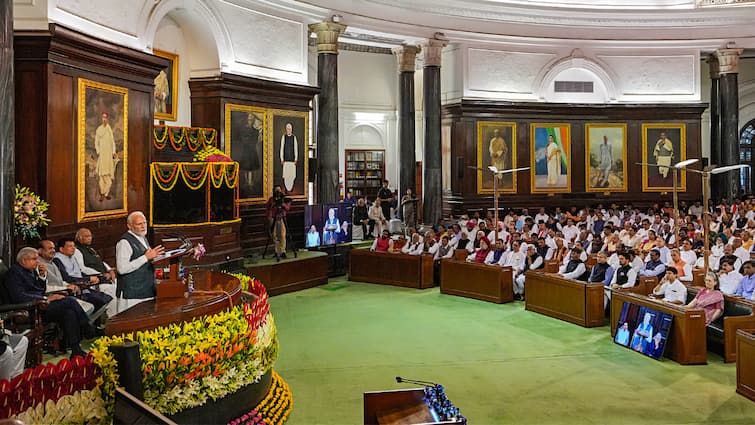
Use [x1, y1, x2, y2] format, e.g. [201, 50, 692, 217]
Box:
[5, 247, 89, 358]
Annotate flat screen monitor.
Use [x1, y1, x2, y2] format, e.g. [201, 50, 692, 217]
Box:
[613, 301, 674, 361]
[304, 204, 353, 247]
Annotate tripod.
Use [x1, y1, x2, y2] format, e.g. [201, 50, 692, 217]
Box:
[263, 214, 298, 261]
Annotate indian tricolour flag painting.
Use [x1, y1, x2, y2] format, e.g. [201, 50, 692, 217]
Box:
[531, 123, 571, 193]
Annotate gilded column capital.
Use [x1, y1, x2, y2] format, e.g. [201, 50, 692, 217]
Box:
[392, 45, 421, 73]
[308, 22, 347, 54]
[714, 48, 744, 75]
[421, 35, 448, 67]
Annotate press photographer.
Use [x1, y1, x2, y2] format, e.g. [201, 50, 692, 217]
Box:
[266, 185, 292, 260]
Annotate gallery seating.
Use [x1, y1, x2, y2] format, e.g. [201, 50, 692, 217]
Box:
[0, 261, 45, 367]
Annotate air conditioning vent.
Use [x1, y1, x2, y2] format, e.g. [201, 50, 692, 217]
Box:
[554, 81, 594, 93]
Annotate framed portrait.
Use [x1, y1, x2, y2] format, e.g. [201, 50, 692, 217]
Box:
[642, 123, 687, 192]
[530, 123, 571, 193]
[269, 110, 309, 200]
[476, 121, 517, 194]
[224, 103, 268, 203]
[585, 123, 628, 192]
[77, 78, 129, 222]
[152, 49, 179, 121]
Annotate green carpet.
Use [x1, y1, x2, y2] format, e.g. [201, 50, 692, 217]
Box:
[269, 277, 755, 424]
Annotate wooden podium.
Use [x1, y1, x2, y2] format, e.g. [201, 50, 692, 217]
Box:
[363, 389, 462, 425]
[153, 248, 192, 299]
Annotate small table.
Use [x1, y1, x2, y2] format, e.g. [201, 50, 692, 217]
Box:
[736, 329, 755, 402]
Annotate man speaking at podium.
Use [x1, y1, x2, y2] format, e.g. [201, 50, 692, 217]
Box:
[115, 211, 164, 311]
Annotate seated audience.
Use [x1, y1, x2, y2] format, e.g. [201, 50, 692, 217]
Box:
[0, 320, 28, 380]
[370, 229, 393, 253]
[605, 252, 637, 307]
[557, 247, 586, 280]
[717, 260, 742, 295]
[667, 249, 692, 282]
[503, 241, 526, 273]
[401, 233, 424, 255]
[679, 239, 697, 266]
[485, 239, 507, 266]
[638, 249, 666, 278]
[353, 198, 373, 240]
[514, 244, 543, 300]
[686, 272, 724, 325]
[38, 240, 96, 315]
[74, 228, 117, 281]
[53, 237, 113, 314]
[652, 266, 687, 304]
[433, 236, 454, 261]
[588, 251, 614, 286]
[5, 247, 89, 358]
[733, 261, 755, 299]
[467, 237, 491, 264]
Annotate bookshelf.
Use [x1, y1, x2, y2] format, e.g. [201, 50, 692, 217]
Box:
[345, 149, 385, 199]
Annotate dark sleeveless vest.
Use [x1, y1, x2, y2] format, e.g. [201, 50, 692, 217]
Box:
[117, 232, 155, 299]
[438, 244, 452, 258]
[492, 249, 505, 264]
[645, 259, 663, 273]
[564, 260, 582, 274]
[590, 262, 610, 283]
[523, 254, 543, 272]
[282, 134, 296, 161]
[75, 241, 107, 273]
[615, 264, 633, 286]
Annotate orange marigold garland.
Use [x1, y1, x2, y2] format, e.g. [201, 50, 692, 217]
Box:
[227, 370, 293, 425]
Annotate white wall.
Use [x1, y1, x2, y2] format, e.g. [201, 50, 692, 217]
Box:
[337, 50, 399, 196]
[152, 15, 192, 126]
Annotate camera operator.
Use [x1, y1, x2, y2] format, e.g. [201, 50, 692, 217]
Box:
[266, 185, 292, 260]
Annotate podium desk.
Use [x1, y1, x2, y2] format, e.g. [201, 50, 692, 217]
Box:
[736, 329, 755, 402]
[105, 270, 241, 336]
[364, 389, 461, 425]
[524, 271, 605, 327]
[440, 260, 513, 304]
[349, 250, 434, 289]
[610, 291, 707, 365]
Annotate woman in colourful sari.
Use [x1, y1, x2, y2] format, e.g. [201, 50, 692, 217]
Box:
[686, 272, 724, 325]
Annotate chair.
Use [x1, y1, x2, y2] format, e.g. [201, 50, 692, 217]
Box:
[0, 260, 45, 368]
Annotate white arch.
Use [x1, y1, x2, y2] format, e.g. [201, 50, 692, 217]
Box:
[534, 53, 618, 103]
[141, 0, 231, 71]
[347, 123, 386, 147]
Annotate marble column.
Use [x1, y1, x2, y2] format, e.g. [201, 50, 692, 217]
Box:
[708, 56, 722, 202]
[715, 47, 744, 202]
[0, 1, 15, 265]
[422, 36, 447, 226]
[309, 21, 346, 204]
[392, 45, 420, 201]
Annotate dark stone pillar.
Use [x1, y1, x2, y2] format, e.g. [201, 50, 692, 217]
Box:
[0, 1, 15, 265]
[393, 45, 420, 199]
[422, 36, 447, 226]
[716, 47, 744, 202]
[708, 56, 722, 202]
[309, 22, 346, 204]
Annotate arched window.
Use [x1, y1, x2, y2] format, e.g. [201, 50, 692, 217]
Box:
[739, 119, 755, 196]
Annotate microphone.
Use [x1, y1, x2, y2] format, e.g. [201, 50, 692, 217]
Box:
[165, 232, 193, 250]
[395, 376, 438, 387]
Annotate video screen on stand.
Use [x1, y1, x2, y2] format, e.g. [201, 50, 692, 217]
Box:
[614, 301, 674, 361]
[304, 204, 353, 247]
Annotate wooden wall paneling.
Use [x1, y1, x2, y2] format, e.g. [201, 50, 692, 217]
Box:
[441, 101, 708, 216]
[14, 25, 167, 262]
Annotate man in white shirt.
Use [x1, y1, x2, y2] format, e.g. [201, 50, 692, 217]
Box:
[534, 208, 549, 227]
[401, 233, 423, 255]
[503, 241, 526, 273]
[605, 252, 638, 307]
[731, 237, 750, 265]
[115, 211, 164, 312]
[718, 260, 743, 295]
[434, 236, 455, 261]
[679, 239, 697, 266]
[558, 248, 586, 280]
[561, 219, 579, 247]
[652, 266, 688, 304]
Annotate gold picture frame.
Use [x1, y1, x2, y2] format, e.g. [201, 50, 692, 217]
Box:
[585, 123, 628, 193]
[153, 49, 179, 122]
[77, 78, 129, 222]
[224, 103, 269, 203]
[476, 121, 517, 194]
[269, 109, 309, 201]
[642, 123, 687, 192]
[530, 123, 571, 193]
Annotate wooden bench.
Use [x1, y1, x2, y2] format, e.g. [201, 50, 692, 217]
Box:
[440, 260, 513, 304]
[349, 249, 434, 289]
[611, 291, 707, 365]
[736, 329, 755, 402]
[524, 271, 605, 327]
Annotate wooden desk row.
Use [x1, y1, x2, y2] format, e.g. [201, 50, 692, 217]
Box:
[349, 250, 435, 289]
[524, 271, 605, 328]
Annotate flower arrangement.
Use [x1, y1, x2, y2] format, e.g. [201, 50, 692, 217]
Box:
[194, 145, 232, 162]
[14, 184, 51, 240]
[229, 370, 293, 425]
[1, 355, 107, 424]
[90, 297, 278, 415]
[193, 243, 206, 261]
[423, 384, 466, 425]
